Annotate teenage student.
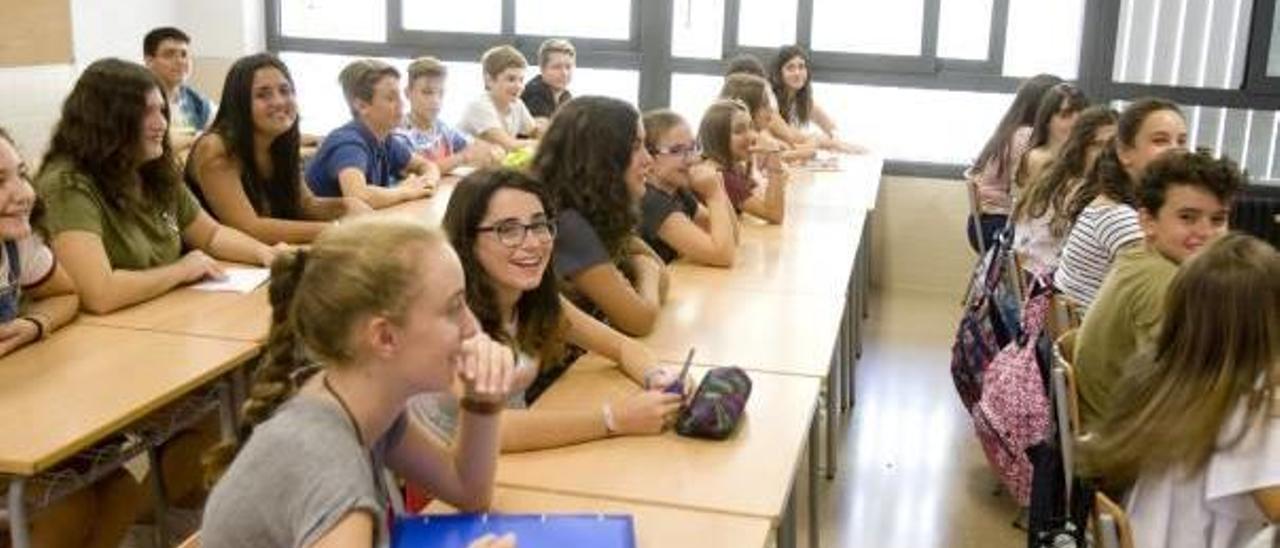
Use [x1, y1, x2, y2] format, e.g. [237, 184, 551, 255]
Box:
[187, 53, 370, 245]
[142, 27, 214, 156]
[724, 55, 817, 157]
[458, 46, 543, 152]
[1055, 98, 1188, 307]
[36, 58, 279, 315]
[413, 169, 685, 452]
[305, 59, 439, 209]
[1081, 233, 1280, 547]
[698, 98, 788, 224]
[0, 128, 139, 548]
[201, 217, 517, 548]
[769, 45, 862, 154]
[1073, 149, 1240, 432]
[1016, 83, 1087, 191]
[531, 96, 666, 337]
[965, 73, 1063, 252]
[639, 109, 737, 266]
[521, 38, 575, 120]
[399, 56, 501, 175]
[1010, 106, 1117, 275]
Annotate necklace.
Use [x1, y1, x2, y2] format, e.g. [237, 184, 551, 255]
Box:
[321, 373, 397, 529]
[323, 373, 367, 446]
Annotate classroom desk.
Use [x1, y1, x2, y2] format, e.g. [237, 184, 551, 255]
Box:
[0, 324, 258, 476]
[424, 486, 772, 548]
[78, 285, 270, 343]
[381, 175, 461, 225]
[643, 281, 843, 378]
[496, 356, 817, 531]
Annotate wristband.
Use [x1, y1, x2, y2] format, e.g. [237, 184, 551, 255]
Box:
[19, 316, 44, 341]
[459, 397, 504, 415]
[601, 404, 618, 435]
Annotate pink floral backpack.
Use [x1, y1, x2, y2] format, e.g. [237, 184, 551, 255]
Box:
[971, 275, 1053, 506]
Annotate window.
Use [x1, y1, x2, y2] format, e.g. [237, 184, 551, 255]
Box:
[402, 0, 501, 34]
[811, 0, 924, 56]
[672, 0, 725, 59]
[516, 0, 631, 40]
[1269, 6, 1280, 76]
[938, 0, 993, 60]
[670, 73, 730, 129]
[737, 0, 797, 48]
[281, 0, 385, 42]
[1002, 0, 1085, 78]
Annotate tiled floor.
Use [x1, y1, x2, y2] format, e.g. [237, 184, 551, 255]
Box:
[802, 287, 1025, 548]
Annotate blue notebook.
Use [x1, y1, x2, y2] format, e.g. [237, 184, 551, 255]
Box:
[392, 513, 636, 548]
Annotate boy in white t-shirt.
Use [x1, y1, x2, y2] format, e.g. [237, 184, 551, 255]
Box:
[457, 45, 543, 153]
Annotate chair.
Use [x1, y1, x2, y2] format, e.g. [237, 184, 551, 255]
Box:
[176, 532, 200, 548]
[966, 178, 987, 255]
[1093, 492, 1135, 548]
[1049, 291, 1085, 340]
[1051, 329, 1080, 506]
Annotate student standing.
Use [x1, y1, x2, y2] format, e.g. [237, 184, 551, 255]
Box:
[521, 38, 575, 121]
[187, 53, 370, 245]
[532, 96, 666, 337]
[458, 46, 542, 152]
[399, 57, 500, 175]
[201, 217, 516, 548]
[142, 27, 214, 156]
[1082, 233, 1280, 548]
[305, 59, 440, 209]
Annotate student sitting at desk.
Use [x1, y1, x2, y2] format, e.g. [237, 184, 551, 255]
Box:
[769, 45, 863, 154]
[399, 56, 501, 175]
[458, 46, 543, 153]
[698, 98, 788, 224]
[412, 169, 684, 452]
[202, 217, 516, 548]
[187, 53, 370, 245]
[639, 109, 737, 266]
[0, 127, 141, 548]
[305, 59, 440, 209]
[36, 58, 279, 315]
[532, 96, 667, 337]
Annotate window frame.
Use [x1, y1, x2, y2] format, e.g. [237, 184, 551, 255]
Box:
[265, 0, 1280, 180]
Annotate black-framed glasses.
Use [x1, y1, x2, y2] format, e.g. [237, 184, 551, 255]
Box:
[648, 142, 701, 159]
[476, 219, 557, 248]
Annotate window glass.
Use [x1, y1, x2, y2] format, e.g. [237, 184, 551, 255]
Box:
[1002, 0, 1085, 78]
[938, 0, 993, 60]
[812, 0, 924, 56]
[738, 0, 797, 48]
[281, 0, 385, 42]
[516, 0, 631, 39]
[403, 0, 501, 34]
[672, 0, 725, 59]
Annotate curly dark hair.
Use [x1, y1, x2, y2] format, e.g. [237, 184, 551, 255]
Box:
[770, 45, 812, 126]
[443, 169, 566, 369]
[530, 95, 641, 268]
[1138, 148, 1244, 215]
[189, 53, 303, 219]
[1062, 97, 1182, 224]
[40, 58, 183, 217]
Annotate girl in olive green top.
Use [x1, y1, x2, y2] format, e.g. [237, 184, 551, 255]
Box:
[36, 58, 278, 314]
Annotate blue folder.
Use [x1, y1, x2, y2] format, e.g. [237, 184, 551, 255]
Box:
[392, 513, 637, 548]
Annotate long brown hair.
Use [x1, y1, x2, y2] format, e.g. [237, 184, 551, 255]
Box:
[39, 58, 183, 218]
[698, 99, 750, 176]
[1080, 233, 1280, 491]
[972, 73, 1062, 181]
[204, 217, 445, 484]
[1012, 106, 1117, 236]
[442, 169, 565, 369]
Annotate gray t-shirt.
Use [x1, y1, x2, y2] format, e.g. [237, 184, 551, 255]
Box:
[552, 208, 611, 279]
[202, 395, 408, 548]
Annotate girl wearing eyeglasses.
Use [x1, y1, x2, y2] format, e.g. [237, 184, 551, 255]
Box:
[417, 168, 683, 453]
[637, 109, 737, 267]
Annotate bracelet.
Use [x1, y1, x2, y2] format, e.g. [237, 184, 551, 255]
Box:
[19, 316, 44, 341]
[643, 368, 665, 390]
[459, 397, 504, 415]
[601, 404, 618, 435]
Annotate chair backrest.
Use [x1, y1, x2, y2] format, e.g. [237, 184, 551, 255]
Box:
[1049, 291, 1084, 339]
[177, 532, 200, 548]
[1093, 492, 1135, 548]
[1052, 328, 1081, 508]
[966, 177, 988, 254]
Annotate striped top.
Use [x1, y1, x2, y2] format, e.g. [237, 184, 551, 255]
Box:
[1053, 203, 1144, 308]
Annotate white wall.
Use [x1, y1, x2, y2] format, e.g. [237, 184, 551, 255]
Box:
[71, 0, 180, 65]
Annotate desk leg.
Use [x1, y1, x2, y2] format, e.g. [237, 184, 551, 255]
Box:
[825, 362, 837, 482]
[861, 214, 872, 321]
[808, 415, 820, 548]
[147, 447, 170, 548]
[847, 289, 858, 412]
[7, 477, 31, 548]
[778, 481, 797, 548]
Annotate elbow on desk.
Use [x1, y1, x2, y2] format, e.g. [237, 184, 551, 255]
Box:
[610, 308, 657, 337]
[80, 293, 124, 315]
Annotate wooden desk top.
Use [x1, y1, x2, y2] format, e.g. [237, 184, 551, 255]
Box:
[79, 285, 270, 343]
[642, 282, 843, 377]
[794, 155, 883, 211]
[425, 486, 771, 548]
[496, 355, 819, 521]
[0, 324, 259, 475]
[380, 176, 460, 226]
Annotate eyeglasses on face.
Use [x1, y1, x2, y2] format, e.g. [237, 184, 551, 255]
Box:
[648, 142, 702, 159]
[476, 219, 557, 248]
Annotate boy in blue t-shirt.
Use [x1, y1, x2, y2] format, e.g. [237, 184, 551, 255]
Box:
[398, 57, 501, 175]
[305, 59, 440, 209]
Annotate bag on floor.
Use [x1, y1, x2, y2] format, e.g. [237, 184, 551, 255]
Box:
[972, 275, 1053, 506]
[951, 227, 1022, 410]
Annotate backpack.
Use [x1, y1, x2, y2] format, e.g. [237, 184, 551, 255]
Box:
[951, 228, 1022, 410]
[973, 275, 1053, 506]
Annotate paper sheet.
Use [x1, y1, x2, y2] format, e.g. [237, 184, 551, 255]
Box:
[190, 267, 270, 293]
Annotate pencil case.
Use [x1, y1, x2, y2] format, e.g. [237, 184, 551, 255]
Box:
[675, 366, 752, 440]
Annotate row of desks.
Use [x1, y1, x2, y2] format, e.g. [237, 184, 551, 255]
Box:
[0, 155, 881, 548]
